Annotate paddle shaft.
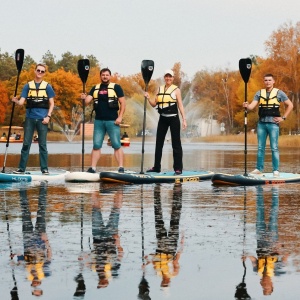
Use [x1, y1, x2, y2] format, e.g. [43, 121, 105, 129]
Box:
[81, 83, 86, 172]
[2, 70, 22, 173]
[244, 82, 248, 176]
[140, 85, 148, 174]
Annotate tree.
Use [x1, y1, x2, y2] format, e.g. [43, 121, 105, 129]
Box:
[0, 50, 17, 81]
[42, 50, 57, 73]
[0, 81, 9, 124]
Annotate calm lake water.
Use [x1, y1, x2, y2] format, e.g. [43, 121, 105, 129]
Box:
[0, 141, 300, 300]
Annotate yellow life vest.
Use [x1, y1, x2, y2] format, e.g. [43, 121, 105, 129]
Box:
[156, 84, 178, 115]
[93, 82, 119, 109]
[258, 88, 280, 117]
[26, 80, 49, 109]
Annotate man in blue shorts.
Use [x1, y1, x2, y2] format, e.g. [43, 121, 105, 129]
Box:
[82, 68, 126, 173]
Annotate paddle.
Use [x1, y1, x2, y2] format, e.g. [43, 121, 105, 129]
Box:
[239, 58, 252, 176]
[2, 49, 25, 173]
[77, 59, 90, 172]
[140, 60, 154, 174]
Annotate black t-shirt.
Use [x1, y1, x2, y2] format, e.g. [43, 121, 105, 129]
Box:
[89, 83, 124, 120]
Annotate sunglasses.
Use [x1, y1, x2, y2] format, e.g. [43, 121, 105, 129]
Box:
[36, 69, 45, 73]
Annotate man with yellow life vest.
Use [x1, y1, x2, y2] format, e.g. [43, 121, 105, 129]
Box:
[243, 74, 293, 177]
[81, 68, 126, 173]
[12, 63, 55, 175]
[145, 69, 187, 175]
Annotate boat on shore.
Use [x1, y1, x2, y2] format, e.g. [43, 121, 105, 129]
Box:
[0, 126, 23, 143]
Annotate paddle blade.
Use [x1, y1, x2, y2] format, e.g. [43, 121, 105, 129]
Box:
[239, 58, 252, 83]
[77, 59, 90, 84]
[15, 49, 25, 72]
[141, 60, 154, 86]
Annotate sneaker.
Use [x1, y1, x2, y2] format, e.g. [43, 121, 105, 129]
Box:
[273, 171, 280, 177]
[174, 170, 182, 175]
[250, 169, 263, 175]
[146, 167, 161, 173]
[13, 169, 25, 174]
[86, 167, 96, 173]
[42, 169, 49, 175]
[118, 167, 124, 173]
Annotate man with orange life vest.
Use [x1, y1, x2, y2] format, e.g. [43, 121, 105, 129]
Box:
[243, 74, 293, 177]
[81, 68, 126, 173]
[145, 70, 187, 175]
[12, 63, 55, 175]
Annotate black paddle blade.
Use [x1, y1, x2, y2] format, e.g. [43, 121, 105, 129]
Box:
[141, 60, 154, 86]
[239, 58, 252, 83]
[77, 59, 90, 84]
[15, 49, 25, 72]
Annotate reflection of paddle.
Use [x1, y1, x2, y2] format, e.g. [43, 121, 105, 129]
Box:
[235, 187, 251, 300]
[239, 58, 252, 176]
[4, 192, 19, 300]
[77, 59, 90, 172]
[2, 49, 25, 173]
[140, 60, 154, 174]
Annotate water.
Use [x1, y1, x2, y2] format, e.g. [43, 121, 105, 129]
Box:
[0, 141, 300, 299]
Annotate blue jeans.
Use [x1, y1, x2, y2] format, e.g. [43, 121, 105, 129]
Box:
[19, 118, 48, 171]
[256, 122, 279, 172]
[93, 119, 121, 149]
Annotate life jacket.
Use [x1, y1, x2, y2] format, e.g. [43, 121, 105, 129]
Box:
[156, 84, 178, 115]
[93, 83, 119, 110]
[258, 88, 280, 117]
[26, 80, 49, 109]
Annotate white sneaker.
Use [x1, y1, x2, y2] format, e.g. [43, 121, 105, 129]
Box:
[250, 169, 263, 175]
[273, 171, 280, 177]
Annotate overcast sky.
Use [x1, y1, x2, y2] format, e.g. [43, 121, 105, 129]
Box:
[1, 0, 299, 79]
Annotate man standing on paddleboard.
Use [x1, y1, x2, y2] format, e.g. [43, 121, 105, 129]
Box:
[12, 63, 55, 175]
[81, 68, 126, 173]
[243, 73, 293, 177]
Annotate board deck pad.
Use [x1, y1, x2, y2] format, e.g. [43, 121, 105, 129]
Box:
[211, 172, 300, 186]
[100, 170, 214, 184]
[0, 170, 69, 183]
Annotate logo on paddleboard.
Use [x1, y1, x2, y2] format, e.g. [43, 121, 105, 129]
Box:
[85, 66, 90, 71]
[148, 66, 153, 71]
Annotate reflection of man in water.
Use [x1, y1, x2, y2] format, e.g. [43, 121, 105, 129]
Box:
[244, 186, 288, 296]
[90, 189, 124, 289]
[145, 184, 184, 288]
[18, 183, 51, 297]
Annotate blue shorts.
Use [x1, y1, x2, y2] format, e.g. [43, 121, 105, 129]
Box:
[93, 119, 121, 149]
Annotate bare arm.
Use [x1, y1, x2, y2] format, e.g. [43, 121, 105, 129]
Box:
[243, 100, 259, 111]
[175, 89, 187, 130]
[115, 96, 126, 125]
[144, 91, 157, 107]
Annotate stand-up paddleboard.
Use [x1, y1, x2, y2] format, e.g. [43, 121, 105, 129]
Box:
[100, 170, 214, 184]
[65, 171, 100, 182]
[211, 172, 300, 186]
[0, 170, 69, 183]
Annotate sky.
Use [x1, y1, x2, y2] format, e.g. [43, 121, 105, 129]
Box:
[0, 0, 299, 80]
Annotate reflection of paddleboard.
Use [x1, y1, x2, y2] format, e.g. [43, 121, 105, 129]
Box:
[0, 170, 69, 183]
[65, 182, 100, 193]
[211, 172, 300, 186]
[65, 171, 100, 182]
[100, 170, 214, 184]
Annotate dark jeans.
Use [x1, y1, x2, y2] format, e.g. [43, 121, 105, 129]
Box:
[19, 118, 49, 171]
[154, 115, 183, 171]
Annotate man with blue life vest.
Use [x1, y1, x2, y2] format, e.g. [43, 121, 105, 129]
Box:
[12, 63, 55, 175]
[81, 68, 126, 173]
[243, 74, 293, 177]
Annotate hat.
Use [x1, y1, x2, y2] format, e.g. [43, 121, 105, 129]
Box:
[164, 69, 174, 77]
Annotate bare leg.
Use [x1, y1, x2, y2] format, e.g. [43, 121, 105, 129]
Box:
[91, 149, 101, 168]
[114, 148, 124, 167]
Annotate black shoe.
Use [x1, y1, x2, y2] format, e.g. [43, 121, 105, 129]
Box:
[86, 167, 96, 173]
[174, 170, 182, 175]
[146, 167, 161, 173]
[118, 167, 124, 173]
[13, 169, 25, 174]
[42, 169, 49, 175]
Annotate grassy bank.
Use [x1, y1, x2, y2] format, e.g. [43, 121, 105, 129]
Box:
[46, 132, 300, 147]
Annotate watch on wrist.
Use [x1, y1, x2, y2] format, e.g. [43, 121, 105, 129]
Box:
[47, 115, 51, 119]
[282, 116, 286, 120]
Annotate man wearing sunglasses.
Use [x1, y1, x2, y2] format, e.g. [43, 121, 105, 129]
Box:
[12, 63, 55, 175]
